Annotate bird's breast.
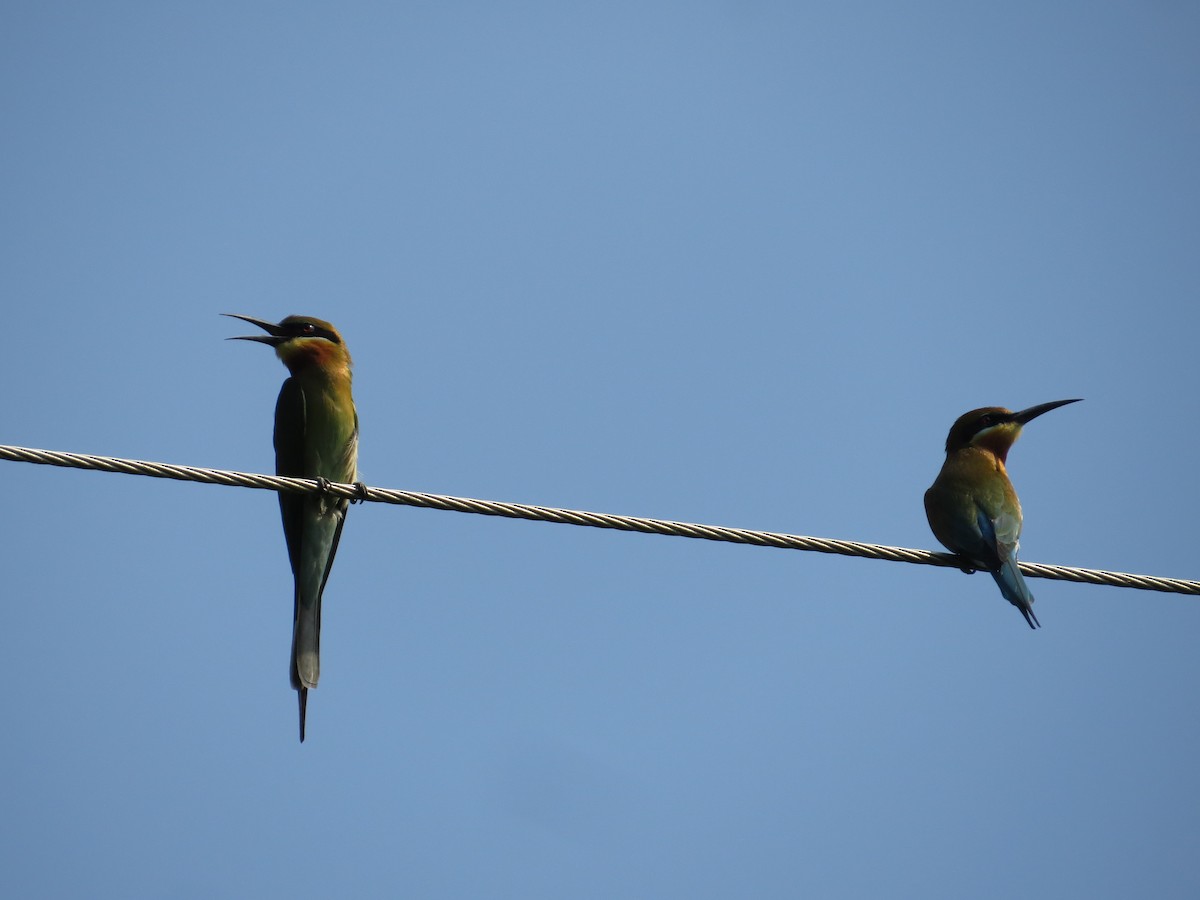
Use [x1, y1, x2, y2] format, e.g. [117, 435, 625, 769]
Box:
[300, 377, 358, 484]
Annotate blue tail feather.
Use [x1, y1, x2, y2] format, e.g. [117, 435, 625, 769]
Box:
[990, 557, 1040, 629]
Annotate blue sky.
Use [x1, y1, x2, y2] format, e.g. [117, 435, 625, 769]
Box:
[2, 3, 1198, 898]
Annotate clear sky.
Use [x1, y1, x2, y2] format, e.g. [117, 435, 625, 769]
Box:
[2, 3, 1198, 898]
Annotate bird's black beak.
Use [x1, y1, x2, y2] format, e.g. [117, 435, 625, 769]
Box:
[223, 313, 286, 346]
[1010, 398, 1083, 426]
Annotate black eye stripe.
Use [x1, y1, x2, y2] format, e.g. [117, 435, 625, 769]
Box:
[973, 413, 1010, 434]
[285, 322, 341, 344]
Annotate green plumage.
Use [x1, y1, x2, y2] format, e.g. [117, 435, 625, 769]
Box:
[227, 313, 359, 741]
[924, 400, 1080, 630]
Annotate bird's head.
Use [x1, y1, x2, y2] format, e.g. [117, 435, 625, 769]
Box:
[224, 314, 351, 375]
[944, 399, 1082, 461]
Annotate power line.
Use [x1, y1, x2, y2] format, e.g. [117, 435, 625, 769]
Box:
[1, 443, 1195, 596]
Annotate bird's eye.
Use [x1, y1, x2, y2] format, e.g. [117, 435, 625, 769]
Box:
[977, 415, 994, 428]
[299, 322, 316, 335]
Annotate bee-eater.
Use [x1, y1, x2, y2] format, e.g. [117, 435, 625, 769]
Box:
[226, 314, 359, 741]
[924, 399, 1081, 629]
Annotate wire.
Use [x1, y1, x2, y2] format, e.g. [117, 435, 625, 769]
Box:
[1, 443, 1196, 596]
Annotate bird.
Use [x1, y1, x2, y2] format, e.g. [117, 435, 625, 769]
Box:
[226, 314, 360, 741]
[924, 399, 1081, 629]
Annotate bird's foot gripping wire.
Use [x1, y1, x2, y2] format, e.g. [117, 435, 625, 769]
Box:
[955, 556, 978, 575]
[312, 476, 367, 504]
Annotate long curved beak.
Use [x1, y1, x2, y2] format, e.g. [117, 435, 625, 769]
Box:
[223, 313, 285, 346]
[1011, 398, 1083, 425]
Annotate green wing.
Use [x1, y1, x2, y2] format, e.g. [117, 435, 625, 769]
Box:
[274, 376, 307, 577]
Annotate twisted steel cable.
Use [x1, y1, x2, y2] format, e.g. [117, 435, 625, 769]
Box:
[1, 443, 1195, 596]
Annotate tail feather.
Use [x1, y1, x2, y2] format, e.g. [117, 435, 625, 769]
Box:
[288, 501, 345, 741]
[293, 587, 322, 688]
[990, 557, 1040, 630]
[298, 687, 308, 742]
[291, 551, 323, 744]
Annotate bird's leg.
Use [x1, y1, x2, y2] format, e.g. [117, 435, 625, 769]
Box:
[956, 556, 978, 575]
[314, 476, 331, 494]
[351, 482, 369, 504]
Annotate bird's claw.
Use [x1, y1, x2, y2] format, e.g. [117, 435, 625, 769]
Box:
[314, 476, 366, 503]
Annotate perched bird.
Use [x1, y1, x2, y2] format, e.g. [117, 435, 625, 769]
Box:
[924, 399, 1081, 629]
[226, 314, 360, 741]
